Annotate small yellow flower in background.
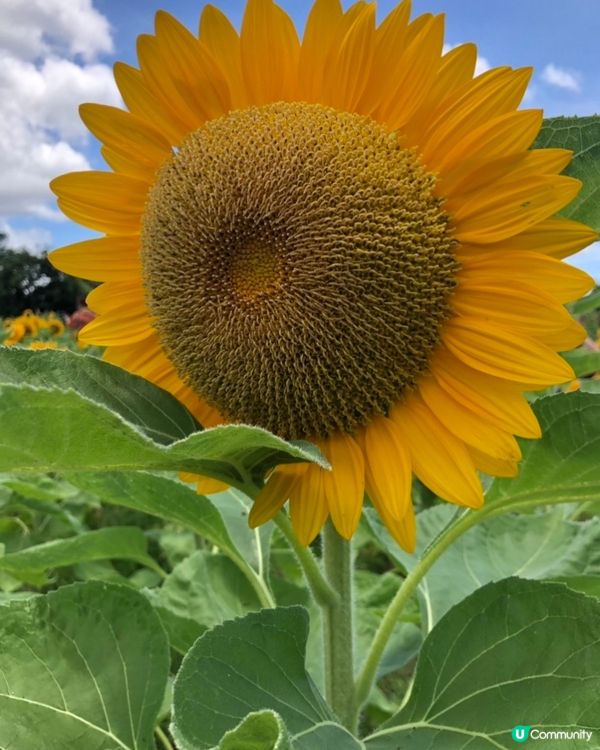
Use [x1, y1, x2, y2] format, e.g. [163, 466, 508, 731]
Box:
[3, 320, 27, 346]
[40, 313, 65, 337]
[565, 379, 581, 393]
[50, 0, 596, 550]
[28, 341, 60, 351]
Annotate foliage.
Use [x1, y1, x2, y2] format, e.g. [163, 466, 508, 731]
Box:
[0, 235, 92, 316]
[0, 116, 599, 749]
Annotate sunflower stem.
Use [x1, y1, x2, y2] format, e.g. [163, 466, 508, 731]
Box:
[322, 521, 355, 732]
[154, 725, 174, 750]
[352, 497, 545, 722]
[274, 513, 337, 607]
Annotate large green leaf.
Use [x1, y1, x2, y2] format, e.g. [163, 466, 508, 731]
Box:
[66, 472, 272, 605]
[535, 115, 600, 229]
[0, 347, 198, 444]
[0, 581, 169, 749]
[171, 607, 333, 750]
[487, 392, 600, 507]
[214, 711, 290, 750]
[151, 550, 261, 652]
[68, 472, 242, 560]
[0, 382, 325, 490]
[365, 578, 600, 749]
[368, 506, 600, 629]
[0, 526, 162, 582]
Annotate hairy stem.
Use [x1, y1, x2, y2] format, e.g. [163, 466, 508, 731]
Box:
[275, 513, 337, 607]
[322, 521, 355, 731]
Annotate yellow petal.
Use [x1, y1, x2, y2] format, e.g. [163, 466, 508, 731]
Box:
[360, 0, 411, 114]
[467, 447, 519, 478]
[368, 489, 417, 553]
[420, 67, 532, 167]
[438, 109, 542, 192]
[154, 11, 231, 121]
[249, 466, 305, 527]
[86, 281, 145, 313]
[451, 176, 581, 244]
[321, 432, 364, 539]
[79, 103, 172, 172]
[391, 393, 484, 509]
[113, 62, 188, 144]
[241, 0, 300, 104]
[101, 146, 158, 181]
[323, 2, 376, 112]
[196, 476, 230, 494]
[199, 5, 247, 109]
[297, 0, 343, 102]
[137, 33, 203, 130]
[442, 318, 575, 385]
[362, 416, 412, 521]
[404, 42, 477, 142]
[50, 237, 140, 282]
[419, 376, 521, 460]
[79, 309, 153, 346]
[458, 251, 595, 303]
[430, 348, 541, 438]
[289, 463, 329, 545]
[372, 15, 444, 129]
[452, 280, 582, 348]
[50, 172, 147, 235]
[472, 217, 598, 259]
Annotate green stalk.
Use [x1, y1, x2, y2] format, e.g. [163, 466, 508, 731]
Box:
[352, 493, 580, 723]
[275, 513, 337, 607]
[322, 521, 355, 732]
[154, 725, 175, 750]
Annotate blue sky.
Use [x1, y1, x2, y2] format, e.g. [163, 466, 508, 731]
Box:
[1, 0, 598, 276]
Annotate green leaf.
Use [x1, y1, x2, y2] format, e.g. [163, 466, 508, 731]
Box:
[0, 474, 79, 501]
[487, 392, 600, 507]
[364, 578, 600, 749]
[550, 574, 600, 599]
[292, 722, 364, 749]
[0, 581, 169, 750]
[0, 382, 325, 490]
[534, 115, 600, 229]
[570, 287, 600, 316]
[171, 607, 333, 750]
[368, 506, 600, 629]
[67, 472, 241, 561]
[66, 472, 271, 605]
[0, 526, 161, 582]
[562, 347, 600, 377]
[212, 487, 273, 575]
[0, 347, 199, 445]
[214, 711, 290, 750]
[151, 550, 261, 652]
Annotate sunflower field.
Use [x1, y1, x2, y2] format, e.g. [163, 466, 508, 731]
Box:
[2, 1, 600, 749]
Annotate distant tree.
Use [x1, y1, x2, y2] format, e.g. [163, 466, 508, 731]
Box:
[0, 234, 93, 316]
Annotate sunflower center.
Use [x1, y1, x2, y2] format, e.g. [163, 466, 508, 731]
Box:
[141, 102, 458, 440]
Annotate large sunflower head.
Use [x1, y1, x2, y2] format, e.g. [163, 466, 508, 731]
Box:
[51, 0, 596, 551]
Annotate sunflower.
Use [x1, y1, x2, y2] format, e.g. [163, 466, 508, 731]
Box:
[50, 0, 596, 551]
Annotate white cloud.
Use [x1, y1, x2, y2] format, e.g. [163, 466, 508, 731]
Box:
[541, 63, 581, 93]
[0, 0, 120, 222]
[0, 220, 52, 253]
[0, 0, 112, 62]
